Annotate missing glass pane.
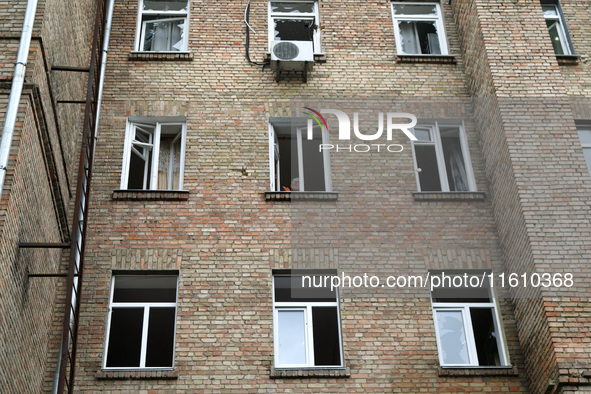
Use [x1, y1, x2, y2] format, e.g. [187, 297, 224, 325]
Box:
[312, 307, 341, 366]
[440, 127, 469, 192]
[398, 21, 441, 55]
[470, 308, 502, 366]
[145, 307, 176, 367]
[274, 19, 315, 42]
[415, 145, 441, 191]
[143, 17, 184, 51]
[106, 308, 144, 367]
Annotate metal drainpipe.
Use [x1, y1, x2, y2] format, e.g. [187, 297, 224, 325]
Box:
[0, 0, 39, 199]
[50, 0, 114, 391]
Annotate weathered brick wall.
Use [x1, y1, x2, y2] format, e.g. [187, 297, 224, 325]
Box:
[70, 0, 536, 392]
[0, 0, 96, 392]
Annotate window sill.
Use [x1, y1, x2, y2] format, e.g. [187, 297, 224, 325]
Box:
[397, 54, 456, 64]
[556, 54, 580, 66]
[413, 191, 485, 201]
[128, 52, 194, 61]
[438, 366, 518, 377]
[270, 367, 350, 379]
[112, 190, 189, 201]
[265, 191, 338, 202]
[96, 369, 179, 380]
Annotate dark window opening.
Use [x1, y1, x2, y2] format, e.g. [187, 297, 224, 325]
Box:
[470, 308, 502, 366]
[274, 19, 315, 42]
[415, 145, 441, 191]
[146, 307, 176, 367]
[312, 307, 341, 366]
[106, 308, 144, 367]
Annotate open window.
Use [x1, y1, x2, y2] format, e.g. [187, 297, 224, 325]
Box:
[273, 274, 343, 368]
[391, 2, 448, 55]
[121, 118, 186, 190]
[411, 121, 476, 192]
[135, 0, 189, 52]
[268, 1, 321, 53]
[541, 0, 573, 55]
[430, 272, 509, 367]
[268, 117, 332, 192]
[104, 275, 178, 369]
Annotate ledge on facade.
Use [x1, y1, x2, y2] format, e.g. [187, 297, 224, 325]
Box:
[112, 190, 189, 201]
[413, 191, 486, 201]
[556, 54, 580, 66]
[128, 51, 194, 61]
[96, 369, 179, 380]
[397, 54, 456, 64]
[438, 366, 518, 377]
[263, 53, 328, 64]
[265, 191, 339, 201]
[270, 367, 350, 379]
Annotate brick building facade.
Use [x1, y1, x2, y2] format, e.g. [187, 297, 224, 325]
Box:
[1, 0, 591, 393]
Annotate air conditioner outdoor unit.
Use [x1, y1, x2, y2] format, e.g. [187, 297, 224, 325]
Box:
[270, 40, 314, 72]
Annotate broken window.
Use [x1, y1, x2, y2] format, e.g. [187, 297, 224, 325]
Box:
[268, 1, 321, 52]
[137, 0, 188, 52]
[268, 117, 332, 192]
[273, 274, 343, 368]
[104, 275, 178, 369]
[391, 2, 448, 55]
[430, 272, 509, 367]
[541, 0, 573, 55]
[411, 121, 475, 192]
[121, 118, 186, 190]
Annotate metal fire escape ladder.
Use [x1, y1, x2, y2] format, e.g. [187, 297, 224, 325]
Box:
[54, 0, 108, 391]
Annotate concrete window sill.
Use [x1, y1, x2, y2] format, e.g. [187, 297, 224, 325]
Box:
[128, 52, 194, 61]
[265, 191, 339, 202]
[556, 54, 580, 66]
[96, 369, 179, 380]
[397, 55, 456, 64]
[270, 367, 350, 379]
[413, 191, 486, 201]
[112, 190, 189, 201]
[438, 366, 518, 377]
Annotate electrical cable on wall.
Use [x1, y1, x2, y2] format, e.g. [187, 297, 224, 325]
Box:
[244, 0, 266, 67]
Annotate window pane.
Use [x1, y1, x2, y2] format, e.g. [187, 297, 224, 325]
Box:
[145, 307, 176, 367]
[415, 144, 441, 191]
[274, 276, 337, 302]
[392, 4, 438, 16]
[414, 128, 432, 142]
[271, 2, 314, 13]
[582, 148, 591, 176]
[157, 125, 183, 190]
[312, 307, 341, 366]
[128, 146, 152, 189]
[440, 127, 469, 191]
[143, 18, 184, 51]
[546, 20, 565, 55]
[274, 19, 315, 41]
[435, 310, 470, 365]
[302, 135, 325, 191]
[470, 308, 502, 366]
[143, 0, 188, 12]
[113, 276, 177, 303]
[277, 310, 307, 365]
[106, 308, 144, 367]
[542, 5, 558, 17]
[398, 21, 440, 55]
[577, 128, 591, 144]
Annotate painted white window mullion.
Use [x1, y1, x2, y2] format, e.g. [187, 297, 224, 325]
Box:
[121, 121, 132, 189]
[458, 122, 476, 191]
[269, 123, 276, 191]
[296, 128, 304, 191]
[433, 122, 450, 192]
[462, 307, 480, 367]
[139, 306, 150, 368]
[150, 123, 162, 190]
[306, 306, 314, 366]
[321, 127, 332, 191]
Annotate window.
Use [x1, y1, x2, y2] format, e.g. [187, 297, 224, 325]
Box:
[391, 2, 448, 55]
[135, 0, 189, 52]
[268, 118, 332, 192]
[541, 0, 573, 55]
[411, 121, 475, 192]
[104, 275, 178, 369]
[268, 1, 321, 53]
[273, 274, 343, 368]
[576, 124, 591, 177]
[121, 118, 186, 190]
[430, 272, 509, 367]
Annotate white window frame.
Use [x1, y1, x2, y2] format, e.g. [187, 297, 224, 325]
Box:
[541, 0, 573, 56]
[103, 275, 179, 370]
[411, 120, 476, 192]
[268, 0, 322, 54]
[121, 118, 187, 190]
[272, 275, 343, 368]
[431, 295, 509, 368]
[134, 0, 189, 52]
[576, 122, 591, 177]
[391, 2, 449, 55]
[268, 118, 332, 192]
